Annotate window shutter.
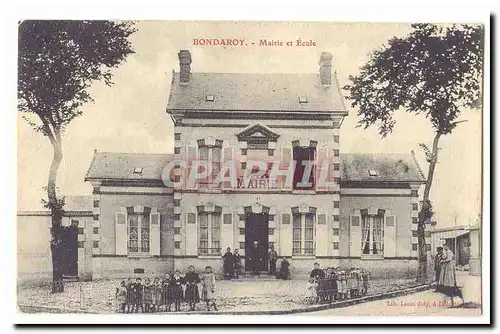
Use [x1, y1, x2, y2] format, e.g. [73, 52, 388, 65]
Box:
[115, 210, 127, 255]
[150, 207, 160, 256]
[279, 146, 292, 190]
[222, 146, 235, 189]
[349, 214, 361, 257]
[187, 145, 198, 189]
[315, 212, 328, 256]
[316, 146, 329, 191]
[384, 215, 396, 257]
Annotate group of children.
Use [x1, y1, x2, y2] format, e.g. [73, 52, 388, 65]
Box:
[306, 264, 371, 304]
[115, 265, 217, 313]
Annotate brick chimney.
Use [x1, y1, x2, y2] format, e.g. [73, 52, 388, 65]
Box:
[319, 52, 333, 86]
[178, 50, 192, 85]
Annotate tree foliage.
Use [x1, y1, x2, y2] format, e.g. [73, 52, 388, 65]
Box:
[344, 23, 483, 137]
[18, 20, 136, 137]
[18, 20, 136, 290]
[343, 23, 483, 282]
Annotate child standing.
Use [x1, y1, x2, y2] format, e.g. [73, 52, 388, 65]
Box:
[335, 269, 343, 300]
[125, 277, 134, 313]
[184, 265, 201, 311]
[201, 266, 218, 311]
[116, 280, 127, 313]
[306, 277, 319, 304]
[170, 270, 184, 312]
[143, 278, 152, 313]
[361, 269, 370, 295]
[162, 273, 172, 312]
[350, 270, 360, 298]
[132, 277, 144, 313]
[151, 276, 161, 312]
[340, 271, 348, 300]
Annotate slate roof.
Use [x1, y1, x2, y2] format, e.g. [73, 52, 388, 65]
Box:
[166, 72, 347, 113]
[340, 153, 426, 183]
[85, 152, 174, 181]
[84, 152, 425, 184]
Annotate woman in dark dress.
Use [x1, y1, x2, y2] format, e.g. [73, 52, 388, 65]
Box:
[434, 247, 444, 292]
[222, 247, 234, 279]
[184, 265, 201, 311]
[169, 270, 184, 311]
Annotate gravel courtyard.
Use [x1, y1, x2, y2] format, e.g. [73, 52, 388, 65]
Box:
[18, 277, 421, 313]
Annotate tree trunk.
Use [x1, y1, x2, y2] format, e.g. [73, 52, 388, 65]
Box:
[417, 131, 441, 283]
[48, 135, 64, 293]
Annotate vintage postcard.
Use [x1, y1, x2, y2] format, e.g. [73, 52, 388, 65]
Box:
[16, 19, 488, 324]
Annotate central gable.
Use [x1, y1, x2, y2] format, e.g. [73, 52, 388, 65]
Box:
[236, 123, 280, 142]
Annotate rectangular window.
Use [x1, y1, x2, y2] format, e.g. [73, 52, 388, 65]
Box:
[334, 215, 340, 222]
[292, 213, 315, 255]
[93, 214, 99, 221]
[361, 214, 384, 256]
[292, 146, 316, 190]
[198, 212, 222, 256]
[198, 143, 222, 189]
[128, 207, 151, 254]
[223, 213, 232, 225]
[412, 244, 418, 251]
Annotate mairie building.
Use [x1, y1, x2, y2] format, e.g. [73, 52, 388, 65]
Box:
[18, 50, 431, 282]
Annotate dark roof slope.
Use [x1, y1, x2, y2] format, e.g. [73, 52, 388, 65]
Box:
[85, 152, 174, 181]
[340, 153, 426, 183]
[167, 72, 347, 113]
[84, 152, 424, 184]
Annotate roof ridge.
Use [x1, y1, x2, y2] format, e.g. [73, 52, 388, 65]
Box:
[95, 151, 173, 156]
[173, 71, 320, 76]
[84, 149, 98, 179]
[411, 150, 426, 181]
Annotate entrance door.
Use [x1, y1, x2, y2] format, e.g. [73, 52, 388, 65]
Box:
[61, 226, 78, 278]
[245, 213, 269, 272]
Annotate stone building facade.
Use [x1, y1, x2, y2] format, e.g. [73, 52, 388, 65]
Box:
[19, 50, 431, 281]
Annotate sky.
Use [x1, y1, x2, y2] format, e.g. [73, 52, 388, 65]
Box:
[17, 21, 482, 227]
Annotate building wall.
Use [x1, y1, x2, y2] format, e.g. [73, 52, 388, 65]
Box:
[17, 214, 52, 283]
[340, 190, 415, 258]
[93, 189, 175, 278]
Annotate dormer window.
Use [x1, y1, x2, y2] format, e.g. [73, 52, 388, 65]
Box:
[134, 167, 143, 174]
[368, 170, 378, 177]
[205, 95, 215, 102]
[298, 96, 308, 103]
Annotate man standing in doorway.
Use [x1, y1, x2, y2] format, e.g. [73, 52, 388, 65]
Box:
[248, 240, 262, 277]
[268, 245, 278, 276]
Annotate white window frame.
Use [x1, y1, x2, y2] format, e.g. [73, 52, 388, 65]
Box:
[292, 213, 316, 256]
[198, 142, 222, 189]
[127, 207, 151, 257]
[361, 215, 385, 258]
[198, 212, 222, 256]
